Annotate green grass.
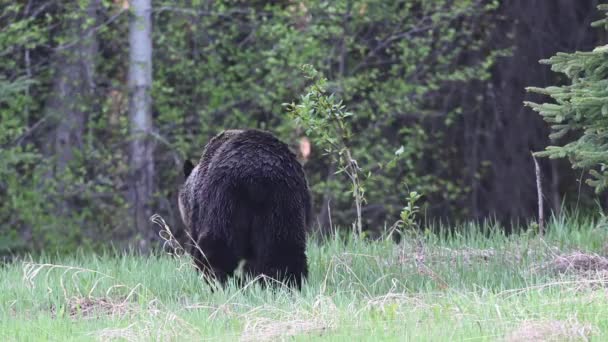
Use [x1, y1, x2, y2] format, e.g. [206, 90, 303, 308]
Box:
[2, 214, 608, 341]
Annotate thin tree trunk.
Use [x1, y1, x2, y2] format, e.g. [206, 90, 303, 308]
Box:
[532, 154, 544, 235]
[550, 161, 561, 216]
[128, 0, 155, 250]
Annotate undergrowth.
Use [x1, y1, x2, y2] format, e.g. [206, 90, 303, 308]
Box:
[1, 214, 608, 341]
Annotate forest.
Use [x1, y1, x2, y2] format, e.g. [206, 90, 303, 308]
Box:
[0, 0, 605, 252]
[2, 1, 608, 340]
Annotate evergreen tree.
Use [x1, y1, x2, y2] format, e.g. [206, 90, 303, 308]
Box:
[526, 4, 608, 192]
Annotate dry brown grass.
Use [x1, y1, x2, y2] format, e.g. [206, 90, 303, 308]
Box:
[392, 243, 516, 268]
[22, 261, 144, 320]
[51, 296, 134, 319]
[364, 293, 428, 311]
[504, 318, 597, 342]
[526, 251, 608, 288]
[551, 252, 608, 274]
[390, 244, 505, 290]
[92, 308, 200, 342]
[239, 296, 337, 342]
[22, 255, 201, 341]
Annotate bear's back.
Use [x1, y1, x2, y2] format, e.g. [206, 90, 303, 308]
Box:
[205, 129, 306, 189]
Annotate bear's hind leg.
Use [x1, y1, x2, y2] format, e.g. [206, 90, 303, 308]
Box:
[246, 239, 307, 289]
[194, 234, 240, 287]
[245, 209, 308, 290]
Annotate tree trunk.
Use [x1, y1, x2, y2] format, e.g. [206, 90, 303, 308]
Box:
[44, 0, 100, 210]
[128, 0, 155, 250]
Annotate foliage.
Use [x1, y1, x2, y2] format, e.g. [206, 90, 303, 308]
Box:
[526, 4, 608, 193]
[0, 2, 128, 254]
[2, 0, 590, 253]
[285, 65, 427, 237]
[285, 65, 366, 234]
[394, 191, 423, 235]
[0, 76, 37, 252]
[153, 0, 504, 231]
[0, 3, 53, 253]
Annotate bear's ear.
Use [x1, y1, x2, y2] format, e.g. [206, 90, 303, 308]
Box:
[183, 159, 195, 178]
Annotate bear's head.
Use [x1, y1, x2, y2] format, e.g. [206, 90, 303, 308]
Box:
[178, 160, 195, 230]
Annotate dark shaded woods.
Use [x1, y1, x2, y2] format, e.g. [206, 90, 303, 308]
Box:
[453, 0, 603, 223]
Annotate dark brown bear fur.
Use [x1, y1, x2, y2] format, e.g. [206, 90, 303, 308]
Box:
[178, 129, 311, 289]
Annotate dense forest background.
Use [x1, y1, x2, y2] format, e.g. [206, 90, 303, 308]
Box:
[1, 0, 606, 254]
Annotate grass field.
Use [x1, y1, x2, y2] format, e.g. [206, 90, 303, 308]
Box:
[2, 214, 608, 341]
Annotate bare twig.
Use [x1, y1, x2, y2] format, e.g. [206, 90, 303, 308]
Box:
[345, 149, 363, 235]
[9, 115, 49, 147]
[54, 9, 126, 52]
[532, 153, 545, 235]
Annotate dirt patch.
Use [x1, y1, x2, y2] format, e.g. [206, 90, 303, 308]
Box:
[504, 319, 597, 342]
[551, 252, 608, 274]
[528, 251, 608, 288]
[50, 296, 134, 319]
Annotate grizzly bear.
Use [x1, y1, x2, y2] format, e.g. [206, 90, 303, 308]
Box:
[178, 129, 311, 289]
